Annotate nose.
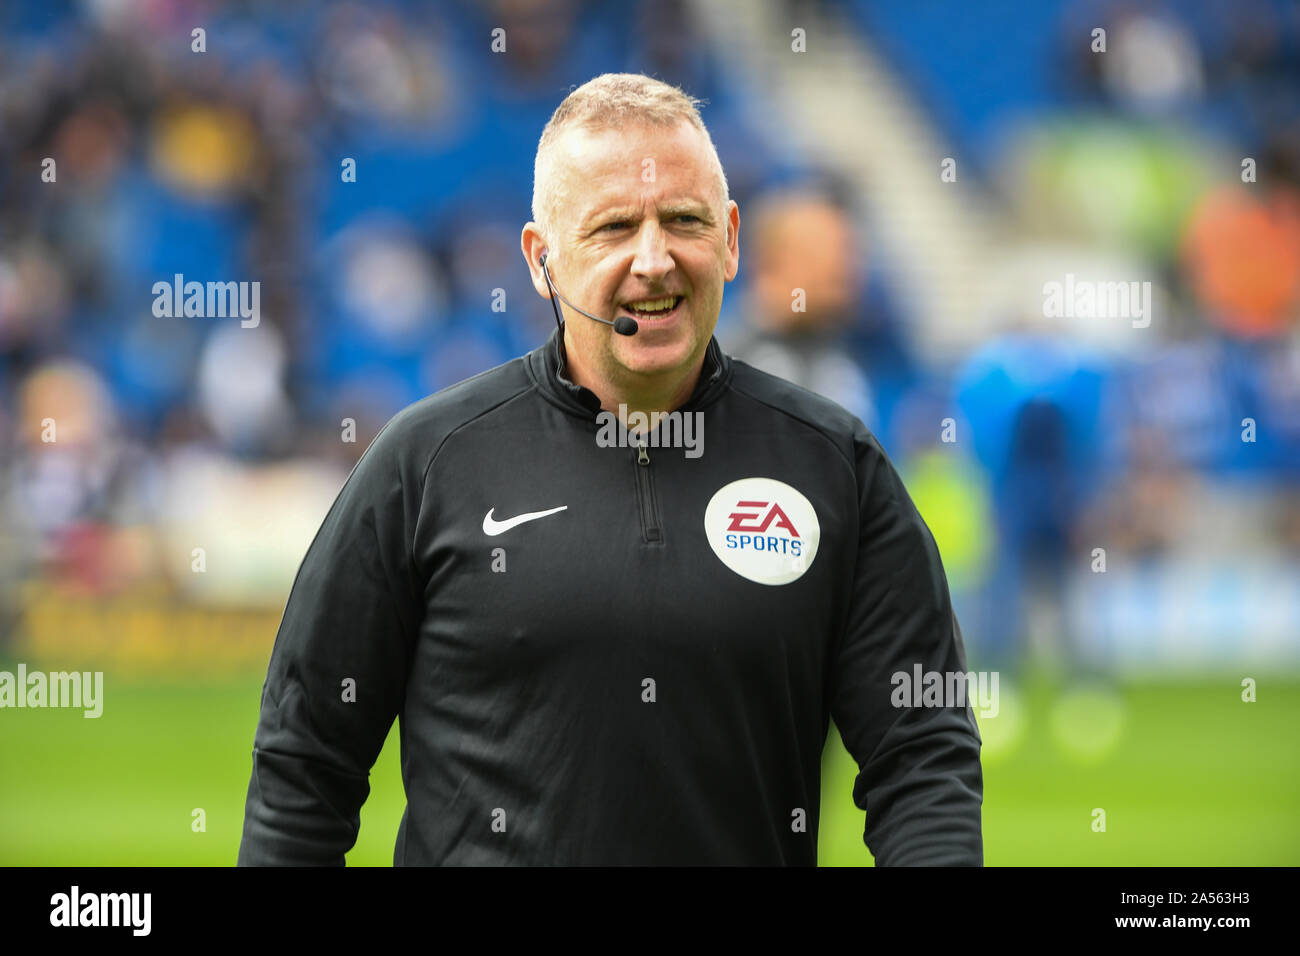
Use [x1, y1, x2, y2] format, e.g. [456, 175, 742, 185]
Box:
[629, 220, 674, 282]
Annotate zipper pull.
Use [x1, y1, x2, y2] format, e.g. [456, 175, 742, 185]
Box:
[637, 442, 649, 465]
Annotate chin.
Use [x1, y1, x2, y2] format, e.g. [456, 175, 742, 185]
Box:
[613, 333, 701, 378]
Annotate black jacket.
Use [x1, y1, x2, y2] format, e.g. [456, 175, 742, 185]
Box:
[237, 326, 983, 865]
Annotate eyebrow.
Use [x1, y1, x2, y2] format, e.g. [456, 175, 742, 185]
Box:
[582, 200, 713, 229]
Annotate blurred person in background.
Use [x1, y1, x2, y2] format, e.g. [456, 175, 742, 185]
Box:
[2, 360, 158, 598]
[723, 183, 878, 430]
[955, 332, 1110, 675]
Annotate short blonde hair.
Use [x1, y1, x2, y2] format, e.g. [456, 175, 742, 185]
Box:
[531, 73, 730, 241]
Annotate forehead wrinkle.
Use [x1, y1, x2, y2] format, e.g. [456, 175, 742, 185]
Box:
[547, 123, 729, 236]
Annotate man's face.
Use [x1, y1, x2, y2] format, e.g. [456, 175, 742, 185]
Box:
[526, 120, 740, 392]
[755, 200, 859, 331]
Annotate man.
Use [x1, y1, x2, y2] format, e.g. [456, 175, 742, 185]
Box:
[238, 73, 982, 866]
[724, 183, 878, 429]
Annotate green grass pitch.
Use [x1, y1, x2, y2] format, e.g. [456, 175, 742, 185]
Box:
[1, 669, 1296, 865]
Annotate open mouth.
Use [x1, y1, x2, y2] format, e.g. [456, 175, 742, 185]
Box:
[620, 295, 684, 321]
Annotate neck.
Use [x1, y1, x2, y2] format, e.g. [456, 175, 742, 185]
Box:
[561, 326, 706, 428]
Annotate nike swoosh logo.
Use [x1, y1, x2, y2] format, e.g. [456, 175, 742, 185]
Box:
[482, 505, 568, 536]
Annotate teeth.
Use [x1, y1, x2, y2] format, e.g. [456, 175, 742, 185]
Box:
[626, 296, 677, 312]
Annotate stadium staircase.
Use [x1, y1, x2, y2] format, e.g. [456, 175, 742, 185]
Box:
[689, 0, 1007, 359]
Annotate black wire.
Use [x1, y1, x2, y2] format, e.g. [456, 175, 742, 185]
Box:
[540, 253, 564, 332]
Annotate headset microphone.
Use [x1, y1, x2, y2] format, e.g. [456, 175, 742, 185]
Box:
[539, 252, 639, 336]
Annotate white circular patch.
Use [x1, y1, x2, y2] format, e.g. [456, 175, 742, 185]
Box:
[704, 478, 820, 585]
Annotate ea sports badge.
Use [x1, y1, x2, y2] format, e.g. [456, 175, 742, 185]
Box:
[704, 478, 820, 585]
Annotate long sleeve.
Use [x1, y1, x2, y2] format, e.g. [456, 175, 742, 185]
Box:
[829, 429, 984, 866]
[237, 417, 426, 866]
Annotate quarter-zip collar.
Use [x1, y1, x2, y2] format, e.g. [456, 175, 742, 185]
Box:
[526, 324, 732, 421]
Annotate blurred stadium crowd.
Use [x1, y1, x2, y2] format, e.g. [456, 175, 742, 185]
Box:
[0, 0, 1297, 674]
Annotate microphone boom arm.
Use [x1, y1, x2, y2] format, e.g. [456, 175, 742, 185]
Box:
[539, 253, 639, 336]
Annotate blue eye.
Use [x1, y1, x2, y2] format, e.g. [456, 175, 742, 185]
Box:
[600, 221, 630, 232]
[676, 215, 701, 223]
